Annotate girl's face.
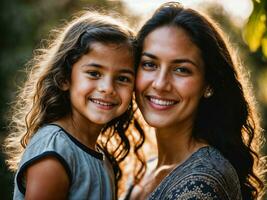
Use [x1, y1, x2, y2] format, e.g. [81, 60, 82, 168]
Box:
[66, 42, 134, 125]
[136, 26, 207, 131]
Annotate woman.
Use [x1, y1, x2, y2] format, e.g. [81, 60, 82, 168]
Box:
[128, 2, 265, 200]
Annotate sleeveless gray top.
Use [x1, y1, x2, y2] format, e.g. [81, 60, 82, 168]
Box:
[13, 124, 115, 200]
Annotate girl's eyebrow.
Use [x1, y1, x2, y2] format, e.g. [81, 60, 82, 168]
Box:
[142, 52, 199, 68]
[81, 63, 102, 68]
[119, 68, 135, 75]
[81, 63, 135, 75]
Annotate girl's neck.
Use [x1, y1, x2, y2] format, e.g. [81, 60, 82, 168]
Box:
[54, 115, 104, 150]
[155, 124, 207, 168]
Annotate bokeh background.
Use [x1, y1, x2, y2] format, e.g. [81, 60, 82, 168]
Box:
[0, 0, 267, 199]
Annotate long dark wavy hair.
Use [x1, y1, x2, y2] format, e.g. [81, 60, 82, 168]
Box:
[4, 11, 145, 197]
[135, 2, 265, 199]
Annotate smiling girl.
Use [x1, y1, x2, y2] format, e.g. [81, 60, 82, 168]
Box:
[4, 11, 144, 200]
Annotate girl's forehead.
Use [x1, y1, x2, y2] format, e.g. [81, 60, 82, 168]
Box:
[90, 41, 132, 49]
[74, 42, 135, 72]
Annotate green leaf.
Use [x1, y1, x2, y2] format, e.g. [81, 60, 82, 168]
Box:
[262, 32, 267, 57]
[244, 0, 266, 52]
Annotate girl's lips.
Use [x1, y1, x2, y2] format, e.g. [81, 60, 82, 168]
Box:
[146, 95, 178, 110]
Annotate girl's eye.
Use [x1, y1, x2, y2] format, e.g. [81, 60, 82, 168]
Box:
[174, 66, 191, 75]
[141, 61, 157, 70]
[87, 71, 101, 78]
[117, 76, 132, 83]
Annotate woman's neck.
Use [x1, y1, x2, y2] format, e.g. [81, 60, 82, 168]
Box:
[155, 124, 207, 168]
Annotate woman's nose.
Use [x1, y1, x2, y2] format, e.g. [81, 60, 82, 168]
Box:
[151, 69, 171, 91]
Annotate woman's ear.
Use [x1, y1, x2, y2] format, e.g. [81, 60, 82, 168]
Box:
[204, 85, 213, 98]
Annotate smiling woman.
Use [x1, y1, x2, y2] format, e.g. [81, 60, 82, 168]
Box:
[136, 26, 206, 130]
[125, 2, 265, 200]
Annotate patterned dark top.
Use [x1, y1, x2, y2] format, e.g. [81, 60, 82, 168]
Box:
[147, 146, 242, 200]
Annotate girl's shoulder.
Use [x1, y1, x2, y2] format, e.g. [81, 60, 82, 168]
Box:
[19, 124, 74, 169]
[26, 123, 104, 163]
[28, 124, 66, 144]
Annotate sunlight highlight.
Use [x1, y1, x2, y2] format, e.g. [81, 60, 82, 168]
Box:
[122, 0, 253, 27]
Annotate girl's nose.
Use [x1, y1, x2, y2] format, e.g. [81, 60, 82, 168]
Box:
[98, 76, 115, 95]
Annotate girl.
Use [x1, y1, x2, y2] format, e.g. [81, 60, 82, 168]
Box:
[127, 2, 265, 200]
[4, 11, 144, 200]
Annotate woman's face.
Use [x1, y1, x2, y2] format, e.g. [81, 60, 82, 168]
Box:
[136, 26, 207, 131]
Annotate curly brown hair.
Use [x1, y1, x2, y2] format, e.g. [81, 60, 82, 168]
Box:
[3, 11, 145, 197]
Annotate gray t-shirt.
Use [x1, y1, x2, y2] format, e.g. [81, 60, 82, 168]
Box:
[148, 146, 242, 200]
[13, 124, 115, 200]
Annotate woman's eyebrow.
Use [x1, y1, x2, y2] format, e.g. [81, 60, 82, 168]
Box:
[171, 58, 198, 68]
[141, 52, 157, 59]
[142, 52, 199, 68]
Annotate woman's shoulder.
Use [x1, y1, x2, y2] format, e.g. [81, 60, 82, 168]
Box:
[150, 146, 242, 200]
[189, 146, 239, 182]
[157, 172, 237, 200]
[180, 146, 241, 190]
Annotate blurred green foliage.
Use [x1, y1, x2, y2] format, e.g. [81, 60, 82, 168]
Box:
[244, 0, 267, 54]
[244, 0, 267, 134]
[244, 0, 267, 57]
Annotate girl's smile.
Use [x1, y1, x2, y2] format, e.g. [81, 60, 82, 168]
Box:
[65, 42, 135, 126]
[89, 97, 118, 110]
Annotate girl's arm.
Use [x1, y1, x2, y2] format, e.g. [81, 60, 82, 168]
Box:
[24, 156, 70, 200]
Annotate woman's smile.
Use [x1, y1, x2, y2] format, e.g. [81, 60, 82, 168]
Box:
[145, 95, 178, 110]
[136, 26, 206, 130]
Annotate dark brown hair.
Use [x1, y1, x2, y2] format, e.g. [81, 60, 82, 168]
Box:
[135, 2, 265, 199]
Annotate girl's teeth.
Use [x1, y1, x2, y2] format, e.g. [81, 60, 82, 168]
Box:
[92, 99, 113, 106]
[149, 97, 176, 106]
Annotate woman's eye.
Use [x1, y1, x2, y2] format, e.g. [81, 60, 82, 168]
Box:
[174, 67, 191, 74]
[141, 61, 157, 70]
[87, 71, 101, 78]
